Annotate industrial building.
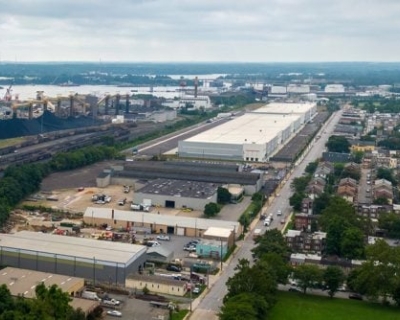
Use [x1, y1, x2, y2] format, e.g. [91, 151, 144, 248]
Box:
[0, 231, 147, 285]
[133, 178, 218, 211]
[0, 267, 98, 316]
[249, 102, 317, 124]
[83, 207, 240, 238]
[103, 161, 263, 195]
[178, 102, 317, 162]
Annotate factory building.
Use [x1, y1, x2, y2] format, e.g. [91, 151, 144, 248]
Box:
[108, 161, 262, 195]
[178, 112, 303, 162]
[133, 179, 218, 211]
[83, 207, 241, 238]
[0, 231, 147, 285]
[179, 95, 212, 110]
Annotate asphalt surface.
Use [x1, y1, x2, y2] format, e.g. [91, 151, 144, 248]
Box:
[358, 168, 372, 204]
[188, 109, 343, 320]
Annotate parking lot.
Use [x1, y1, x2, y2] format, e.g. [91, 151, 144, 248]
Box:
[101, 293, 169, 320]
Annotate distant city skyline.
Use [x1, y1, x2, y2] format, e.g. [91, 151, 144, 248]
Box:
[0, 0, 399, 62]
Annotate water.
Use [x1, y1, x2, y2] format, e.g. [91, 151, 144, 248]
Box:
[2, 83, 220, 101]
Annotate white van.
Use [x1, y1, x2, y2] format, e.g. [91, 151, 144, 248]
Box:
[82, 291, 101, 301]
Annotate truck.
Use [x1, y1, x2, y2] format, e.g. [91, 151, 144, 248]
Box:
[131, 204, 150, 212]
[102, 298, 121, 307]
[81, 291, 101, 301]
[253, 228, 262, 239]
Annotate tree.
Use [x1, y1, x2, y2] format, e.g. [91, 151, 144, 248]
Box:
[312, 192, 331, 215]
[352, 151, 364, 164]
[323, 266, 345, 298]
[373, 197, 389, 205]
[219, 293, 259, 320]
[260, 253, 291, 285]
[204, 202, 220, 218]
[289, 193, 304, 212]
[291, 176, 311, 194]
[217, 187, 231, 204]
[376, 168, 397, 186]
[326, 136, 350, 153]
[378, 212, 400, 239]
[340, 227, 365, 259]
[293, 264, 323, 294]
[252, 229, 290, 260]
[305, 161, 318, 175]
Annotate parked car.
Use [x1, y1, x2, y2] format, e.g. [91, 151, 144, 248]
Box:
[166, 264, 182, 272]
[146, 241, 160, 247]
[78, 187, 85, 191]
[106, 310, 122, 317]
[192, 286, 200, 294]
[263, 219, 271, 226]
[348, 293, 363, 300]
[184, 245, 197, 252]
[102, 298, 120, 306]
[280, 219, 286, 224]
[157, 234, 170, 241]
[277, 210, 282, 216]
[288, 286, 301, 293]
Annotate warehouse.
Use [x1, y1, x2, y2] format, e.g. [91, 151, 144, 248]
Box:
[250, 102, 317, 124]
[0, 267, 98, 316]
[178, 112, 301, 162]
[83, 207, 241, 237]
[133, 178, 218, 211]
[0, 231, 147, 285]
[110, 161, 262, 195]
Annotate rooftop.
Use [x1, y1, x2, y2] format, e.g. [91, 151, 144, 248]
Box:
[136, 178, 218, 199]
[0, 231, 147, 264]
[251, 102, 316, 115]
[184, 113, 300, 145]
[84, 207, 240, 233]
[203, 227, 233, 238]
[0, 267, 84, 299]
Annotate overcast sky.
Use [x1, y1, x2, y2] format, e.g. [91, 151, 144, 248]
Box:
[0, 0, 399, 62]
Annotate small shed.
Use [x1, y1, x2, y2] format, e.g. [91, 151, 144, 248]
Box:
[196, 239, 228, 259]
[146, 247, 173, 263]
[203, 227, 234, 248]
[126, 274, 187, 297]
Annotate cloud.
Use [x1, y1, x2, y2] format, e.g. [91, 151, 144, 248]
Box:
[0, 0, 399, 61]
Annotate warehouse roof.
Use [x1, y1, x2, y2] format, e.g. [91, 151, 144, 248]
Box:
[184, 113, 300, 145]
[0, 231, 146, 264]
[203, 227, 233, 238]
[252, 102, 316, 115]
[136, 178, 218, 198]
[84, 207, 240, 233]
[0, 267, 84, 299]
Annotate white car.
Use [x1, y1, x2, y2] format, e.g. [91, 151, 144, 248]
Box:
[264, 219, 271, 226]
[156, 235, 170, 241]
[107, 310, 122, 317]
[277, 210, 282, 216]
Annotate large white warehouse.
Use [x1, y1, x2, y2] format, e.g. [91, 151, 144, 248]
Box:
[178, 113, 301, 162]
[250, 102, 317, 123]
[178, 102, 316, 162]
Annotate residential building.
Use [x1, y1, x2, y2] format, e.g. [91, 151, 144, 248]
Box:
[285, 230, 326, 254]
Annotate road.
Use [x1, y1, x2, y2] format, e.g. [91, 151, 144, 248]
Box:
[189, 109, 343, 320]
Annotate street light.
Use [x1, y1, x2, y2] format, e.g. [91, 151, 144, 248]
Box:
[219, 238, 223, 272]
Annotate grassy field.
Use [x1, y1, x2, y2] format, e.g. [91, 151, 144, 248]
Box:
[269, 292, 400, 320]
[0, 137, 26, 148]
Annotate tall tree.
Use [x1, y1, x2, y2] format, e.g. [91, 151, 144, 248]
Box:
[326, 136, 350, 153]
[323, 266, 345, 298]
[293, 264, 323, 294]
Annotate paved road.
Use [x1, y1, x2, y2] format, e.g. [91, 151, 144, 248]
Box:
[189, 109, 343, 320]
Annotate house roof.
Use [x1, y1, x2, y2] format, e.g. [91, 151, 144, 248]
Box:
[146, 247, 173, 258]
[203, 227, 232, 238]
[338, 185, 357, 196]
[128, 274, 186, 287]
[339, 177, 357, 187]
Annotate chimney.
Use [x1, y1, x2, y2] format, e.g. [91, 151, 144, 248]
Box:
[111, 209, 114, 219]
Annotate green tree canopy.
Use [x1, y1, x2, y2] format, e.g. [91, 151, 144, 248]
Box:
[326, 136, 350, 153]
[323, 266, 345, 298]
[293, 264, 323, 294]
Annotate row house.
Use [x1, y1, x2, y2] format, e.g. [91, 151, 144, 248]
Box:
[337, 177, 358, 203]
[285, 230, 327, 254]
[373, 178, 393, 204]
[301, 198, 313, 215]
[356, 204, 393, 220]
[306, 176, 326, 199]
[314, 162, 333, 179]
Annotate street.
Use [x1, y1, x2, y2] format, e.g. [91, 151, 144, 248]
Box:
[189, 109, 343, 319]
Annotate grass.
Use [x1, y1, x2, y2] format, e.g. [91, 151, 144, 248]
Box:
[269, 291, 400, 320]
[170, 309, 189, 320]
[0, 137, 26, 148]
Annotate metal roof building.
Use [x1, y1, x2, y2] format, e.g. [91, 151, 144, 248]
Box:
[250, 102, 317, 123]
[178, 112, 301, 162]
[83, 207, 241, 238]
[0, 231, 147, 285]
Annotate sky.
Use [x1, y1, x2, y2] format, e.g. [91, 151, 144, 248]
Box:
[0, 0, 399, 62]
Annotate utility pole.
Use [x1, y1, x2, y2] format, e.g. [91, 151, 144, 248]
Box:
[220, 238, 223, 271]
